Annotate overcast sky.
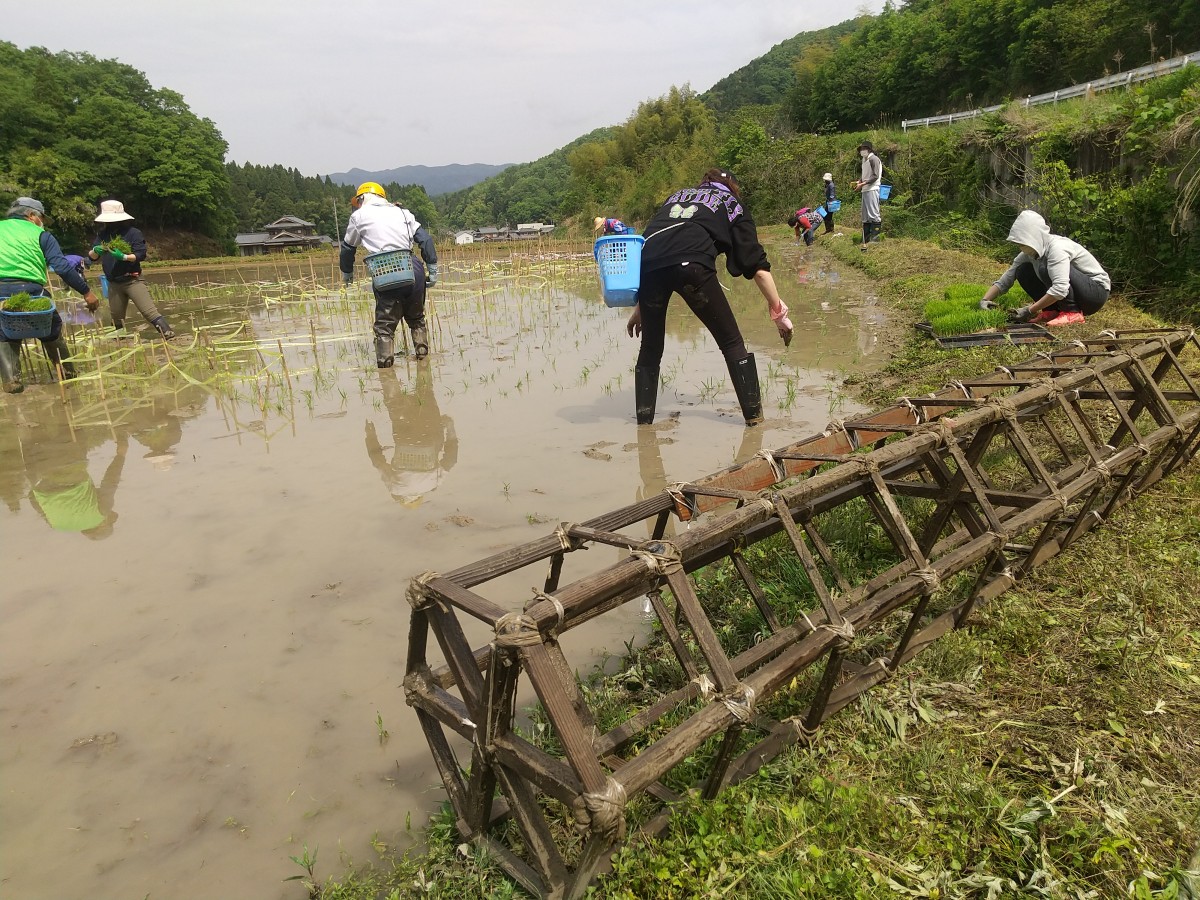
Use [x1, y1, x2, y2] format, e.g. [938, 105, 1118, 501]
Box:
[7, 1, 884, 176]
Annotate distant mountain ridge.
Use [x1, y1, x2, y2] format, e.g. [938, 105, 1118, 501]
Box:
[327, 163, 515, 197]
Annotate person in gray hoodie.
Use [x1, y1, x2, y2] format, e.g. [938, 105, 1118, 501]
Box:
[981, 210, 1110, 327]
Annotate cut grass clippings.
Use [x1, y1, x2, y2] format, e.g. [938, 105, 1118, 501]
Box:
[310, 235, 1199, 900]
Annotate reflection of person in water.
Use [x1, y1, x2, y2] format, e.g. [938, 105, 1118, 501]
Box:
[5, 386, 203, 539]
[364, 366, 457, 506]
[8, 400, 127, 540]
[635, 425, 764, 538]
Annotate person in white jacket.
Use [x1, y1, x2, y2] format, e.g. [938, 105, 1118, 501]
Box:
[981, 210, 1110, 327]
[340, 182, 439, 367]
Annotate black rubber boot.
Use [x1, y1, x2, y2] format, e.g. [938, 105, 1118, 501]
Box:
[635, 367, 658, 425]
[861, 223, 870, 250]
[870, 222, 882, 243]
[0, 340, 23, 394]
[375, 336, 395, 368]
[45, 336, 76, 380]
[152, 316, 176, 339]
[727, 354, 763, 426]
[411, 326, 428, 359]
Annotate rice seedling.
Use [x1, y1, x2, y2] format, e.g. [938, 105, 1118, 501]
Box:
[929, 307, 1009, 336]
[1, 292, 50, 312]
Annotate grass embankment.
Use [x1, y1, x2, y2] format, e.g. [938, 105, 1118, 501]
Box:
[314, 235, 1200, 900]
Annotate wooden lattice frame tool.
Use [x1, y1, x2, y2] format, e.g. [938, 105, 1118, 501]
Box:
[404, 328, 1200, 900]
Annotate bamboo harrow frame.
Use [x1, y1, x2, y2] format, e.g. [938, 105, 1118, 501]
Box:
[404, 328, 1200, 899]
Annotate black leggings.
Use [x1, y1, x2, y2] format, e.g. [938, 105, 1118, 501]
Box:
[636, 263, 746, 369]
[1015, 261, 1109, 315]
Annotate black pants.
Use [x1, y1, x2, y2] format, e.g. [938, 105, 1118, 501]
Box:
[0, 281, 63, 345]
[372, 258, 427, 339]
[636, 262, 746, 369]
[822, 210, 834, 233]
[1015, 261, 1109, 315]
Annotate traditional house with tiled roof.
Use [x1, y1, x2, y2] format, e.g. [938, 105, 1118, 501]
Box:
[234, 216, 333, 256]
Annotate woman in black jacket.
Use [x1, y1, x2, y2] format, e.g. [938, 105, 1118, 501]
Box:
[625, 169, 792, 426]
[87, 200, 174, 339]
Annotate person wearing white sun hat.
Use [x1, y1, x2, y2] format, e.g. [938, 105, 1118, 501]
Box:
[87, 199, 175, 339]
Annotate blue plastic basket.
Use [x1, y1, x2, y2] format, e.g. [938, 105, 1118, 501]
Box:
[593, 235, 644, 308]
[364, 249, 415, 290]
[0, 300, 56, 340]
[815, 206, 828, 219]
[879, 184, 893, 201]
[827, 199, 842, 212]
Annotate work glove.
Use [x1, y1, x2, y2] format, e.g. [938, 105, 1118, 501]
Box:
[978, 299, 999, 310]
[91, 245, 104, 257]
[770, 300, 794, 346]
[107, 247, 128, 259]
[341, 271, 353, 287]
[425, 263, 439, 286]
[1006, 305, 1034, 323]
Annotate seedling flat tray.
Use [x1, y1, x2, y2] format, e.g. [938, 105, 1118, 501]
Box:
[914, 321, 1056, 349]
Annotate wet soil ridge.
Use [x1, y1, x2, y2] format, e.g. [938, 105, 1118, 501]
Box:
[404, 328, 1200, 900]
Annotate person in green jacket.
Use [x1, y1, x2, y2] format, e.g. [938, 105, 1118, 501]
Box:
[0, 197, 100, 393]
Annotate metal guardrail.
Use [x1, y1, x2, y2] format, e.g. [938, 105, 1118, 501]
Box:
[902, 51, 1200, 130]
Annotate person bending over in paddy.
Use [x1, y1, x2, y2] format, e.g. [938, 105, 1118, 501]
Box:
[88, 200, 175, 339]
[340, 182, 439, 367]
[594, 216, 633, 235]
[981, 209, 1111, 327]
[624, 168, 793, 427]
[787, 207, 821, 246]
[0, 196, 100, 393]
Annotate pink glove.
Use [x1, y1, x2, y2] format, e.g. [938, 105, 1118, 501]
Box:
[771, 301, 794, 345]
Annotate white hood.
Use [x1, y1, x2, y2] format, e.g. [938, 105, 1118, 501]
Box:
[1006, 210, 1051, 257]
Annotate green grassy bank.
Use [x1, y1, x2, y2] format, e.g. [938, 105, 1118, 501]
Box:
[310, 236, 1200, 900]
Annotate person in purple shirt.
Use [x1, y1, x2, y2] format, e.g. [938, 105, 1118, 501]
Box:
[593, 217, 633, 236]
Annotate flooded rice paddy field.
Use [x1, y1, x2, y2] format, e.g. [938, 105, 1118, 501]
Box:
[0, 240, 886, 899]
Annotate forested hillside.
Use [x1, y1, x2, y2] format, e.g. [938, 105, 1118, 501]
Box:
[0, 42, 441, 253]
[0, 42, 232, 247]
[700, 18, 864, 115]
[789, 0, 1200, 131]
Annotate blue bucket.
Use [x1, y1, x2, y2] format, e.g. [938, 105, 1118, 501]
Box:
[364, 249, 415, 291]
[879, 184, 893, 201]
[826, 199, 842, 212]
[593, 235, 644, 308]
[0, 301, 56, 340]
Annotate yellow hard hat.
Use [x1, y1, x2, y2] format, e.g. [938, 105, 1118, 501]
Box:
[355, 181, 387, 201]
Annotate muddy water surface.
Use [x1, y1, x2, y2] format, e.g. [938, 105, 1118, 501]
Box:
[1, 242, 884, 899]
